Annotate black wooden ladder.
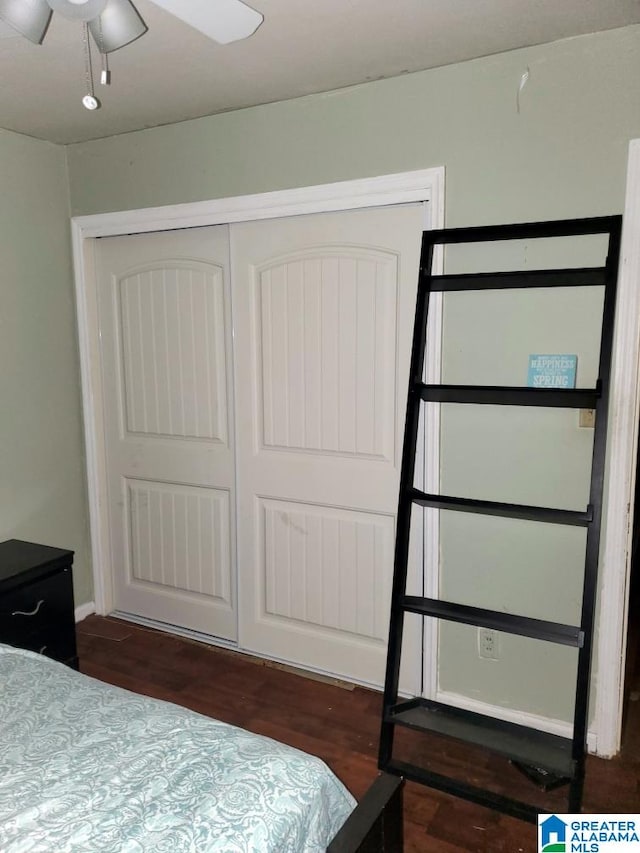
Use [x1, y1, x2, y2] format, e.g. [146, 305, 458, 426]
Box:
[378, 216, 622, 822]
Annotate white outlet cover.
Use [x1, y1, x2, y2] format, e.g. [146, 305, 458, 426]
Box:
[478, 628, 499, 660]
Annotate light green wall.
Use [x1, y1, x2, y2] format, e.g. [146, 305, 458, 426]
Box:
[437, 237, 608, 720]
[63, 25, 640, 720]
[0, 129, 92, 606]
[67, 25, 640, 223]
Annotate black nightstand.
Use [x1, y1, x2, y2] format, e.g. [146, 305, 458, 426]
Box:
[0, 539, 78, 669]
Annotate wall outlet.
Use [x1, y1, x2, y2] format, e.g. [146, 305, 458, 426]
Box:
[478, 627, 499, 660]
[579, 408, 596, 428]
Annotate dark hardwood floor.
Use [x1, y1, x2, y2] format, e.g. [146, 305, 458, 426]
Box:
[76, 615, 640, 853]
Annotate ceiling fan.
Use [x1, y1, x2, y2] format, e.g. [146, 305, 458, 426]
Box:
[0, 0, 264, 52]
[0, 0, 263, 110]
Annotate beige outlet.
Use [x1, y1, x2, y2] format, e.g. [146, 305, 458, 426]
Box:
[579, 409, 596, 428]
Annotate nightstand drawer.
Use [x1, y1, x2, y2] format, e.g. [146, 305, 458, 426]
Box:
[17, 625, 77, 664]
[0, 569, 74, 643]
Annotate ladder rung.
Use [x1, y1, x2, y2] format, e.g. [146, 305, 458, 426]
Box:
[427, 216, 619, 244]
[419, 384, 599, 408]
[400, 596, 583, 646]
[385, 698, 575, 779]
[428, 267, 606, 292]
[410, 488, 593, 526]
[382, 759, 542, 823]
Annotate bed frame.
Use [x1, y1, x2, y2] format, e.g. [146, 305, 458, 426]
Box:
[328, 773, 404, 853]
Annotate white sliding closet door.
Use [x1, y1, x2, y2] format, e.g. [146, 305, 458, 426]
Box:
[232, 205, 424, 687]
[95, 226, 237, 640]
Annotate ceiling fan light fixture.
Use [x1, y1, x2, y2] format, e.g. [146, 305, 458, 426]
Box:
[0, 0, 52, 44]
[88, 0, 146, 53]
[47, 0, 107, 21]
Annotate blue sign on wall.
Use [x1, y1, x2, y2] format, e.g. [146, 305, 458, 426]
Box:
[527, 354, 577, 389]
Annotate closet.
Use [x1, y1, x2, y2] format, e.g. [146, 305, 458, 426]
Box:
[94, 203, 426, 689]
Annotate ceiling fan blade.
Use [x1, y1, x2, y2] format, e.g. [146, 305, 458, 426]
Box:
[149, 0, 262, 45]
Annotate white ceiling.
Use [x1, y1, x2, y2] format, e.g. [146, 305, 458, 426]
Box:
[0, 0, 638, 145]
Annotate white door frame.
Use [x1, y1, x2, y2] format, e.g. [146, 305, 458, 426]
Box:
[594, 139, 640, 756]
[71, 167, 445, 680]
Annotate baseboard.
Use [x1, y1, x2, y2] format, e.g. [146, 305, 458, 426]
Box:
[75, 601, 96, 623]
[112, 610, 390, 694]
[435, 689, 598, 755]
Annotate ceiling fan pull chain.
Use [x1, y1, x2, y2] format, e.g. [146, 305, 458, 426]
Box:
[94, 17, 110, 84]
[82, 21, 101, 110]
[101, 54, 111, 87]
[95, 19, 111, 85]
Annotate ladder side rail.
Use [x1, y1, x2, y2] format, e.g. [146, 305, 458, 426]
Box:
[379, 234, 436, 768]
[570, 216, 623, 809]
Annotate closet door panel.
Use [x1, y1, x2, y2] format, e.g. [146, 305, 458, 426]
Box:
[95, 226, 237, 640]
[232, 205, 424, 688]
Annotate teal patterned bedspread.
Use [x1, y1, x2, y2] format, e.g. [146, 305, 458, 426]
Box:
[0, 644, 355, 852]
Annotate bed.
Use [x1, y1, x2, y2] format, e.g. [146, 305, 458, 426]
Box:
[0, 643, 403, 852]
